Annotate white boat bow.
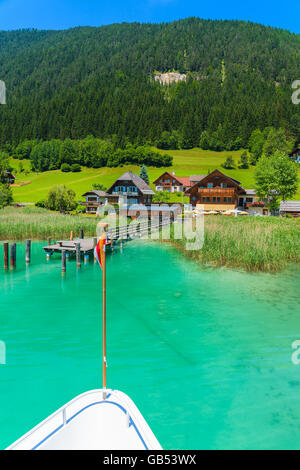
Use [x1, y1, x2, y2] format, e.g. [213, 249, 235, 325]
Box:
[7, 389, 162, 450]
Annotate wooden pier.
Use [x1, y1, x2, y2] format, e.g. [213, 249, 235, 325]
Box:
[42, 238, 103, 255]
[42, 217, 173, 259]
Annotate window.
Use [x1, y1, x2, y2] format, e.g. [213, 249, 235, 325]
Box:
[224, 197, 227, 203]
[206, 197, 210, 202]
[228, 197, 232, 203]
[246, 197, 253, 203]
[207, 183, 213, 189]
[213, 197, 216, 203]
[202, 197, 206, 203]
[221, 183, 227, 188]
[217, 197, 221, 203]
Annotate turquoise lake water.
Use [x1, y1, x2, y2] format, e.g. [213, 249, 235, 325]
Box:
[0, 241, 299, 450]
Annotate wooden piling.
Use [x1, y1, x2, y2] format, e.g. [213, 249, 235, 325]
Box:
[3, 242, 9, 270]
[79, 229, 84, 239]
[47, 237, 51, 246]
[76, 243, 81, 268]
[25, 239, 31, 264]
[62, 250, 66, 274]
[10, 243, 16, 270]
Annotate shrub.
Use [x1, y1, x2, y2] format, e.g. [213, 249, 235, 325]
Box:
[0, 184, 13, 208]
[61, 163, 71, 172]
[35, 200, 46, 208]
[71, 163, 81, 172]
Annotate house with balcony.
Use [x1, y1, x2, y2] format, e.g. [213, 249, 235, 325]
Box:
[154, 171, 205, 192]
[107, 171, 155, 205]
[185, 169, 246, 210]
[81, 190, 118, 214]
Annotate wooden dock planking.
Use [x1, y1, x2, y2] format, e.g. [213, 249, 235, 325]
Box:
[43, 238, 111, 255]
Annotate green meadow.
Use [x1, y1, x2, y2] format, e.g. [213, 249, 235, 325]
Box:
[10, 148, 300, 203]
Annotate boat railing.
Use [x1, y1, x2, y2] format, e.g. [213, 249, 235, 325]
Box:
[7, 389, 161, 450]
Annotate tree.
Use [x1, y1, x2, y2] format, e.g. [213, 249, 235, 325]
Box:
[0, 151, 11, 183]
[238, 151, 249, 169]
[248, 129, 265, 164]
[46, 186, 77, 212]
[222, 156, 235, 169]
[262, 128, 290, 158]
[199, 131, 211, 150]
[153, 191, 171, 203]
[139, 165, 149, 185]
[0, 183, 13, 208]
[255, 151, 299, 210]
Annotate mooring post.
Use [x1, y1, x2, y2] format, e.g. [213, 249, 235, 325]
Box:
[47, 237, 51, 246]
[62, 250, 66, 274]
[84, 253, 89, 264]
[79, 229, 84, 239]
[3, 242, 9, 270]
[76, 243, 81, 268]
[10, 243, 16, 270]
[159, 213, 163, 238]
[25, 239, 31, 264]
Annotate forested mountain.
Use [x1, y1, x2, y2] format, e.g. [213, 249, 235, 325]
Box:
[0, 17, 299, 149]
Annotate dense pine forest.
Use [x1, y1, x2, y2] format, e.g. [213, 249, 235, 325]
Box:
[0, 17, 300, 151]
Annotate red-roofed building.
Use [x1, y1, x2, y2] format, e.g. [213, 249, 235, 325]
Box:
[153, 172, 205, 192]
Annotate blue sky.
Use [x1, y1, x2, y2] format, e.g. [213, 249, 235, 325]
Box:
[0, 0, 298, 33]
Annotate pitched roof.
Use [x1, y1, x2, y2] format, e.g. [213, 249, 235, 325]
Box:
[176, 177, 193, 187]
[185, 169, 243, 194]
[280, 200, 300, 212]
[153, 171, 185, 186]
[82, 190, 109, 197]
[189, 175, 206, 182]
[108, 171, 155, 195]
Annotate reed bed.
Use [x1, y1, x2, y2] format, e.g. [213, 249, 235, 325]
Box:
[0, 206, 100, 240]
[169, 215, 300, 272]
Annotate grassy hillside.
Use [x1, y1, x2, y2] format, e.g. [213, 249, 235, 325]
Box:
[10, 148, 300, 203]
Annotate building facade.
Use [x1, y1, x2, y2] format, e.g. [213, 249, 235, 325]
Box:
[81, 190, 118, 214]
[154, 172, 206, 192]
[186, 169, 246, 210]
[107, 171, 154, 205]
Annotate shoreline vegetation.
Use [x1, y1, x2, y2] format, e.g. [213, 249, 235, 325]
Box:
[1, 207, 299, 272]
[168, 216, 300, 272]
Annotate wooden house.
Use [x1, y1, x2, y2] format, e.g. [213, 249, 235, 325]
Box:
[153, 172, 205, 192]
[107, 171, 154, 205]
[185, 169, 246, 210]
[81, 191, 118, 214]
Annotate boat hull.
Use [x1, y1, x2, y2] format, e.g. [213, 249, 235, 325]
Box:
[7, 389, 162, 450]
